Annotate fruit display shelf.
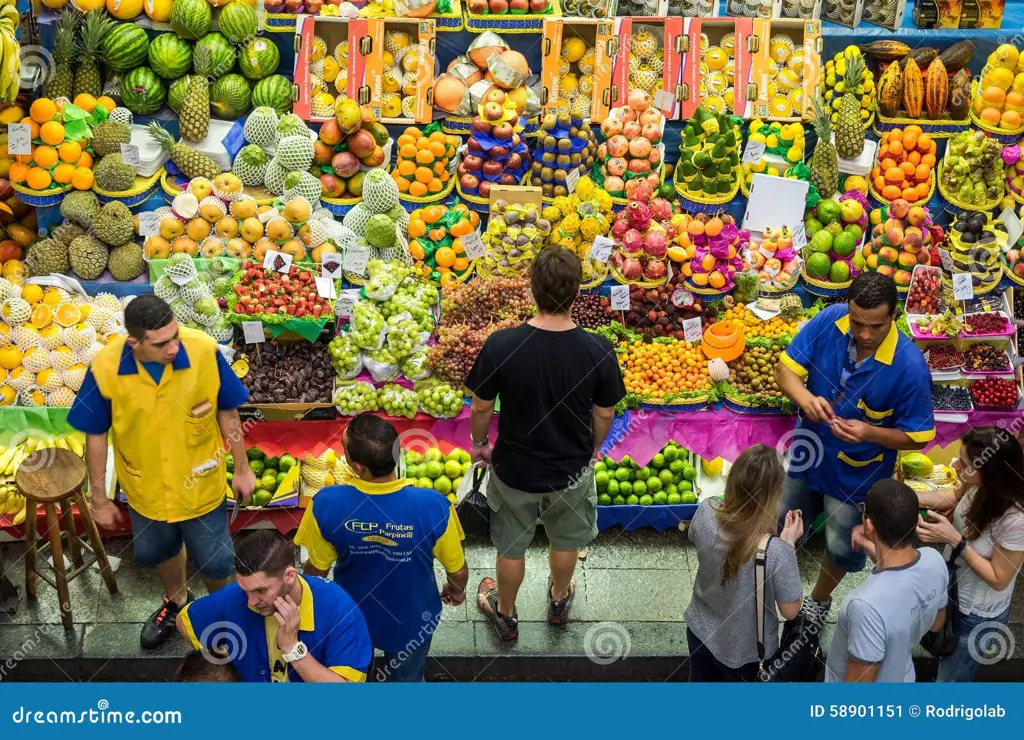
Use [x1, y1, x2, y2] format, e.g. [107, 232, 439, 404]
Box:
[93, 170, 167, 208]
[161, 171, 278, 207]
[464, 0, 562, 33]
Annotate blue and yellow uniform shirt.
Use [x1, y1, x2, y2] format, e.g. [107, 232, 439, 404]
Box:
[780, 303, 934, 504]
[179, 575, 372, 683]
[67, 327, 249, 523]
[295, 478, 465, 655]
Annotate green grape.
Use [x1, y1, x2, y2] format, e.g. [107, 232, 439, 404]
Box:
[328, 335, 361, 378]
[378, 383, 419, 419]
[399, 348, 431, 381]
[351, 301, 386, 350]
[333, 381, 379, 416]
[418, 383, 465, 418]
[386, 313, 423, 357]
[363, 346, 399, 383]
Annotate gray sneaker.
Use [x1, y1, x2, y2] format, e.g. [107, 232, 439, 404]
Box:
[548, 579, 575, 625]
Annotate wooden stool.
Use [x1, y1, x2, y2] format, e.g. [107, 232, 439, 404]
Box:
[15, 447, 118, 631]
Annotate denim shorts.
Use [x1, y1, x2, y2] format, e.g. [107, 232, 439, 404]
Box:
[779, 475, 866, 573]
[128, 502, 235, 579]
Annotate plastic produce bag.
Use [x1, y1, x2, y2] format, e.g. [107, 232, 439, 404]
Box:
[417, 382, 464, 418]
[399, 348, 431, 381]
[333, 380, 379, 416]
[377, 383, 419, 419]
[351, 301, 386, 351]
[330, 334, 363, 380]
[362, 347, 400, 383]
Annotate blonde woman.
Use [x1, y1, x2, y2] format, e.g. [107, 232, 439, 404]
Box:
[685, 445, 805, 681]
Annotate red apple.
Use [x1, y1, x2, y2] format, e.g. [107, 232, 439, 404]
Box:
[464, 154, 484, 172]
[489, 0, 508, 11]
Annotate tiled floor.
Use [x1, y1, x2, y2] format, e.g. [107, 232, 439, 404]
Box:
[0, 527, 1021, 681]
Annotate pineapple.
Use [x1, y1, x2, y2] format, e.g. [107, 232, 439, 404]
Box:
[74, 11, 113, 98]
[146, 123, 221, 181]
[835, 52, 866, 159]
[180, 76, 211, 143]
[46, 10, 78, 100]
[808, 92, 838, 198]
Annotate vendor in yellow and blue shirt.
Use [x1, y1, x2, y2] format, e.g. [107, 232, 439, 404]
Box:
[295, 413, 469, 682]
[774, 272, 934, 621]
[177, 530, 372, 683]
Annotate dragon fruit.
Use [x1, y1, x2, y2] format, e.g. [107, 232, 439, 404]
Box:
[610, 218, 630, 240]
[649, 197, 674, 222]
[619, 257, 643, 281]
[644, 259, 667, 281]
[626, 201, 652, 231]
[622, 228, 644, 253]
[644, 229, 667, 258]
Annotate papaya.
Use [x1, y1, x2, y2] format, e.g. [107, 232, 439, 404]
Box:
[901, 452, 935, 478]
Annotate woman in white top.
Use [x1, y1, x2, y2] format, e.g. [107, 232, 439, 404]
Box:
[916, 427, 1024, 682]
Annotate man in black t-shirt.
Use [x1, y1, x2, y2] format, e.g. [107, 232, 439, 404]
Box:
[465, 247, 626, 641]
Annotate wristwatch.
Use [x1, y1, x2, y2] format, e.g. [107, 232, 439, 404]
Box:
[471, 435, 489, 447]
[282, 641, 308, 663]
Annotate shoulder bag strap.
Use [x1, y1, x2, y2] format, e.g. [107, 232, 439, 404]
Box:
[754, 534, 773, 665]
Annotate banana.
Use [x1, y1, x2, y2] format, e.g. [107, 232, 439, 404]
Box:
[66, 436, 84, 457]
[12, 504, 25, 526]
[0, 446, 16, 473]
[54, 438, 68, 451]
[5, 494, 20, 515]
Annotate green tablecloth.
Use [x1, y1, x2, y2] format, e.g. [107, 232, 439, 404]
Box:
[0, 407, 73, 445]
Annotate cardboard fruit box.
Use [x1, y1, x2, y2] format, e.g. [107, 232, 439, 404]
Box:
[293, 16, 354, 123]
[540, 19, 616, 123]
[350, 18, 437, 125]
[748, 18, 822, 122]
[609, 17, 684, 119]
[680, 18, 760, 120]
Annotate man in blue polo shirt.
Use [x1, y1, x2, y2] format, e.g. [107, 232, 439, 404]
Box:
[295, 413, 468, 682]
[774, 271, 934, 623]
[177, 530, 372, 682]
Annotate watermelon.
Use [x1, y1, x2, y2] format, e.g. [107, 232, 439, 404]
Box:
[251, 74, 293, 114]
[211, 74, 252, 119]
[193, 32, 236, 77]
[168, 76, 191, 113]
[101, 24, 150, 73]
[169, 0, 211, 40]
[218, 2, 258, 44]
[238, 37, 280, 81]
[121, 68, 167, 115]
[148, 33, 192, 80]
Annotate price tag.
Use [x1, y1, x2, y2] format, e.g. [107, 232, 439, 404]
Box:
[336, 289, 360, 318]
[609, 284, 630, 311]
[590, 235, 614, 263]
[565, 167, 580, 194]
[263, 249, 292, 273]
[321, 254, 342, 279]
[120, 144, 140, 166]
[344, 247, 370, 276]
[7, 123, 31, 156]
[242, 321, 265, 344]
[953, 272, 974, 301]
[682, 317, 703, 343]
[654, 88, 676, 112]
[938, 248, 954, 272]
[137, 211, 161, 237]
[791, 223, 807, 250]
[315, 276, 337, 300]
[741, 139, 766, 165]
[460, 231, 487, 260]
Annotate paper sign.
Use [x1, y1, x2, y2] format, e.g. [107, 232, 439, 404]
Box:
[953, 272, 974, 300]
[315, 276, 337, 300]
[682, 317, 703, 343]
[344, 248, 370, 276]
[336, 289, 360, 318]
[566, 167, 580, 194]
[609, 284, 630, 310]
[938, 248, 954, 272]
[791, 223, 807, 250]
[321, 254, 342, 279]
[744, 175, 808, 235]
[654, 88, 676, 112]
[137, 211, 161, 237]
[242, 321, 265, 344]
[120, 144, 140, 166]
[741, 140, 766, 165]
[7, 123, 31, 156]
[460, 231, 487, 260]
[998, 207, 1023, 248]
[263, 249, 292, 273]
[590, 236, 614, 263]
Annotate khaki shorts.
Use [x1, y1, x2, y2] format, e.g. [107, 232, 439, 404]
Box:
[486, 471, 598, 559]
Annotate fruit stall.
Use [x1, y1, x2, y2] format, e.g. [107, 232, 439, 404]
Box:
[1, 0, 1024, 538]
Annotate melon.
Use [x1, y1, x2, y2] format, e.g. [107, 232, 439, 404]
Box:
[121, 67, 167, 115]
[144, 0, 172, 20]
[148, 33, 193, 80]
[251, 74, 293, 114]
[170, 0, 212, 40]
[238, 37, 281, 80]
[101, 23, 150, 73]
[106, 0, 143, 19]
[218, 2, 258, 43]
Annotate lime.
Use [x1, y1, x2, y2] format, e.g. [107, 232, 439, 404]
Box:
[596, 471, 610, 490]
[461, 461, 471, 476]
[646, 476, 663, 493]
[659, 469, 674, 486]
[669, 459, 685, 474]
[594, 461, 606, 474]
[424, 449, 443, 463]
[653, 491, 668, 505]
[446, 448, 467, 463]
[434, 476, 453, 495]
[663, 446, 678, 462]
[680, 480, 693, 492]
[260, 473, 277, 490]
[264, 468, 278, 480]
[626, 494, 639, 505]
[425, 461, 445, 479]
[251, 489, 272, 507]
[226, 471, 233, 483]
[414, 477, 432, 489]
[452, 476, 463, 492]
[598, 493, 612, 506]
[615, 467, 631, 482]
[444, 460, 462, 478]
[667, 492, 682, 505]
[651, 453, 665, 469]
[276, 472, 287, 487]
[682, 492, 697, 504]
[666, 484, 678, 497]
[636, 467, 651, 481]
[279, 454, 296, 472]
[612, 495, 626, 506]
[633, 480, 647, 497]
[405, 451, 423, 465]
[607, 479, 620, 496]
[249, 459, 265, 476]
[406, 463, 424, 479]
[619, 481, 633, 496]
[620, 455, 634, 468]
[639, 494, 653, 506]
[683, 464, 697, 481]
[603, 456, 617, 471]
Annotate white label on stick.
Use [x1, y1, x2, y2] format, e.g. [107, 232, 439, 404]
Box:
[610, 284, 630, 310]
[263, 249, 292, 273]
[242, 321, 265, 343]
[460, 231, 487, 260]
[953, 272, 974, 301]
[682, 317, 703, 343]
[137, 211, 161, 237]
[791, 223, 807, 250]
[321, 254, 342, 279]
[120, 144, 141, 166]
[565, 168, 580, 194]
[741, 140, 766, 165]
[590, 236, 614, 263]
[315, 276, 337, 300]
[337, 289, 360, 318]
[7, 123, 30, 156]
[343, 248, 370, 276]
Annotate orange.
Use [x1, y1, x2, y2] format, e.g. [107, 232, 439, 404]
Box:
[450, 218, 473, 237]
[58, 140, 82, 163]
[408, 181, 428, 197]
[20, 118, 40, 140]
[452, 237, 464, 254]
[415, 148, 434, 165]
[980, 107, 1002, 126]
[39, 120, 65, 146]
[902, 187, 919, 201]
[1002, 110, 1022, 128]
[30, 98, 57, 124]
[888, 140, 904, 157]
[907, 150, 921, 166]
[26, 167, 52, 190]
[33, 145, 58, 168]
[888, 128, 903, 142]
[399, 143, 417, 159]
[404, 126, 422, 137]
[446, 135, 460, 150]
[409, 239, 425, 260]
[917, 133, 932, 151]
[467, 211, 480, 228]
[427, 179, 443, 194]
[77, 151, 93, 169]
[428, 226, 446, 241]
[429, 131, 447, 144]
[915, 182, 930, 200]
[71, 167, 94, 190]
[880, 157, 897, 172]
[397, 134, 416, 148]
[415, 166, 433, 184]
[882, 184, 901, 200]
[395, 176, 411, 193]
[73, 94, 98, 112]
[428, 140, 446, 159]
[408, 216, 427, 238]
[8, 162, 29, 183]
[435, 247, 456, 267]
[899, 161, 915, 177]
[921, 153, 936, 168]
[914, 163, 930, 182]
[904, 125, 923, 137]
[96, 96, 116, 113]
[902, 132, 917, 151]
[432, 160, 446, 176]
[416, 136, 430, 150]
[53, 163, 76, 184]
[453, 257, 469, 271]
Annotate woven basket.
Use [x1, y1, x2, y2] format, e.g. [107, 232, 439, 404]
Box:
[969, 109, 1024, 145]
[640, 395, 711, 412]
[673, 166, 742, 213]
[443, 115, 539, 137]
[609, 261, 671, 289]
[264, 12, 298, 32]
[936, 161, 1004, 213]
[873, 107, 970, 139]
[319, 198, 358, 217]
[12, 182, 68, 207]
[399, 172, 458, 212]
[868, 178, 935, 209]
[94, 169, 165, 207]
[465, 0, 561, 32]
[722, 394, 793, 415]
[454, 180, 493, 212]
[434, 0, 466, 31]
[1001, 258, 1024, 288]
[800, 266, 853, 297]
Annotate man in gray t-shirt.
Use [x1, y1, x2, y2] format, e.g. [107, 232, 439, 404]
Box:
[826, 480, 948, 682]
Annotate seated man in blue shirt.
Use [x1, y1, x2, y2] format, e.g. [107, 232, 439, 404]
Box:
[774, 271, 934, 623]
[177, 530, 372, 683]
